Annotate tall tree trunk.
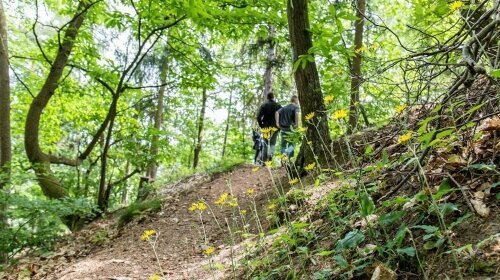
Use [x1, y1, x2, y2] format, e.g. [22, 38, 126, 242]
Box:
[24, 1, 89, 199]
[193, 88, 208, 169]
[0, 0, 11, 263]
[348, 0, 366, 134]
[97, 97, 118, 212]
[221, 88, 233, 158]
[287, 0, 331, 170]
[262, 25, 276, 102]
[147, 57, 168, 179]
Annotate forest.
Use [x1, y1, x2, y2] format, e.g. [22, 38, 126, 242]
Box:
[0, 0, 499, 279]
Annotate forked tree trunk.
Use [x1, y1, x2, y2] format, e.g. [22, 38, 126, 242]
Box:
[147, 57, 168, 179]
[193, 88, 208, 169]
[287, 0, 331, 171]
[348, 0, 366, 134]
[0, 0, 11, 263]
[24, 1, 89, 199]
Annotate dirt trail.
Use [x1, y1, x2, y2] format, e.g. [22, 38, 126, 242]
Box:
[21, 165, 285, 280]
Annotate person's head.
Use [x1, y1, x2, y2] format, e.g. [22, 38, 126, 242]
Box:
[290, 95, 299, 104]
[267, 92, 274, 100]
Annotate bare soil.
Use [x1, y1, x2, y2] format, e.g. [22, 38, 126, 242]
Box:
[5, 165, 286, 280]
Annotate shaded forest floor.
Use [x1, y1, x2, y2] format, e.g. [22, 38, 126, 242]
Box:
[6, 165, 286, 279]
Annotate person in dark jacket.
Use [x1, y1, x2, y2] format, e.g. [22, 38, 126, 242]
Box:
[276, 95, 300, 158]
[256, 92, 282, 162]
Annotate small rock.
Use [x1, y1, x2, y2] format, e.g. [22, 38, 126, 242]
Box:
[371, 263, 396, 280]
[471, 199, 490, 217]
[170, 217, 180, 223]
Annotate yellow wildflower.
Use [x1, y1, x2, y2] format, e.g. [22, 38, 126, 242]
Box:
[247, 188, 255, 195]
[149, 274, 161, 280]
[228, 197, 238, 207]
[188, 201, 206, 212]
[304, 162, 316, 171]
[305, 112, 315, 121]
[369, 44, 378, 51]
[324, 95, 335, 106]
[397, 132, 413, 144]
[252, 166, 260, 172]
[395, 104, 407, 114]
[268, 203, 276, 210]
[141, 229, 156, 241]
[307, 141, 312, 145]
[332, 109, 348, 120]
[204, 246, 215, 255]
[449, 1, 464, 11]
[265, 160, 273, 167]
[215, 193, 229, 205]
[240, 209, 247, 215]
[289, 178, 299, 185]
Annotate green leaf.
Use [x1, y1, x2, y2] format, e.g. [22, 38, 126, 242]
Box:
[379, 211, 405, 227]
[292, 222, 309, 230]
[360, 193, 375, 217]
[397, 247, 416, 257]
[423, 238, 445, 250]
[433, 179, 453, 200]
[336, 230, 365, 251]
[490, 69, 500, 78]
[364, 144, 374, 155]
[333, 254, 349, 268]
[418, 116, 439, 134]
[316, 250, 334, 257]
[412, 225, 439, 234]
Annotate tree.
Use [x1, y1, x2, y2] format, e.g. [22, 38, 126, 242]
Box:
[287, 0, 332, 170]
[348, 0, 366, 133]
[0, 0, 11, 263]
[193, 88, 208, 169]
[146, 57, 168, 180]
[24, 1, 92, 200]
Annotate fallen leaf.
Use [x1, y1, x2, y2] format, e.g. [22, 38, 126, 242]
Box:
[471, 199, 490, 217]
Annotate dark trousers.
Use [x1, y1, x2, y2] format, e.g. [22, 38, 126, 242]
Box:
[263, 130, 279, 162]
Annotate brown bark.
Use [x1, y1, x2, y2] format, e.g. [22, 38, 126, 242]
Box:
[193, 88, 208, 169]
[24, 1, 90, 199]
[221, 88, 233, 158]
[97, 97, 118, 212]
[262, 25, 276, 102]
[287, 0, 331, 170]
[348, 0, 366, 134]
[0, 0, 11, 263]
[147, 57, 168, 179]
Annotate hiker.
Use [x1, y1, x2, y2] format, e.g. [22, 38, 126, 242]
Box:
[275, 95, 300, 158]
[256, 92, 282, 162]
[252, 128, 264, 164]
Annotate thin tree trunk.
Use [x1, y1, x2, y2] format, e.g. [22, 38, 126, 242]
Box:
[0, 0, 11, 263]
[97, 97, 118, 212]
[287, 0, 331, 171]
[24, 1, 89, 199]
[262, 25, 276, 102]
[221, 89, 233, 158]
[121, 161, 130, 205]
[348, 0, 366, 134]
[193, 88, 208, 169]
[147, 57, 168, 179]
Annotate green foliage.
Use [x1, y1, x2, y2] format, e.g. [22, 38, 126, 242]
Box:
[116, 198, 163, 228]
[0, 191, 96, 261]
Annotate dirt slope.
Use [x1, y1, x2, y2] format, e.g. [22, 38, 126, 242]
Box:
[9, 165, 285, 280]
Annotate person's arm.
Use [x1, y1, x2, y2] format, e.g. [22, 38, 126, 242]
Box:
[294, 109, 300, 128]
[275, 111, 280, 128]
[256, 106, 264, 127]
